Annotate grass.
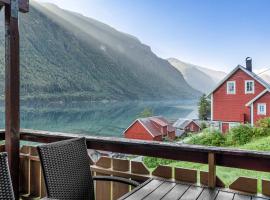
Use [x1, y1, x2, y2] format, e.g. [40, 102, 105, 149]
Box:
[144, 135, 270, 192]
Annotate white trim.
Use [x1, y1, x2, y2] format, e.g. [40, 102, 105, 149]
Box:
[251, 104, 254, 126]
[245, 80, 255, 94]
[211, 94, 213, 121]
[227, 81, 236, 94]
[246, 89, 268, 106]
[208, 65, 270, 96]
[257, 103, 267, 115]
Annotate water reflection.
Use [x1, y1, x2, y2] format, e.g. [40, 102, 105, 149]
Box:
[0, 100, 197, 137]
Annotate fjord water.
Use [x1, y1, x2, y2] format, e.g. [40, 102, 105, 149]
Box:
[0, 100, 197, 137]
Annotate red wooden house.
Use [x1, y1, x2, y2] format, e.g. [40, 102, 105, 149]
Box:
[173, 119, 201, 136]
[209, 58, 270, 133]
[123, 116, 176, 141]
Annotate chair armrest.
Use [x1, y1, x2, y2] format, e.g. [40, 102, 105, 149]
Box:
[93, 175, 140, 187]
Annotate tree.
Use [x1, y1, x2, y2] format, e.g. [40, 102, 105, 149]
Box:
[198, 94, 211, 120]
[137, 107, 154, 118]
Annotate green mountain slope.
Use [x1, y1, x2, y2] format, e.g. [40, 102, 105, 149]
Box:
[0, 2, 200, 101]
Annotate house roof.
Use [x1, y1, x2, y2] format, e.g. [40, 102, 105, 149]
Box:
[173, 118, 201, 129]
[246, 89, 269, 106]
[123, 116, 175, 137]
[208, 65, 270, 96]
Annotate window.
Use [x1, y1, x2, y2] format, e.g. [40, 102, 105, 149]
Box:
[245, 80, 254, 94]
[257, 103, 266, 115]
[227, 81, 236, 94]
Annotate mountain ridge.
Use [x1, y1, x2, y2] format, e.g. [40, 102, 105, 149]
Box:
[168, 58, 226, 93]
[0, 2, 201, 102]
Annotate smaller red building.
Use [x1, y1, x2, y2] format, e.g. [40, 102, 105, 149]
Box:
[123, 116, 176, 141]
[173, 119, 201, 136]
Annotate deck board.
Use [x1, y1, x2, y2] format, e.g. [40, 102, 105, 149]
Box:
[179, 185, 204, 200]
[197, 188, 219, 200]
[122, 179, 163, 200]
[161, 184, 189, 200]
[119, 178, 270, 200]
[233, 194, 252, 200]
[143, 181, 176, 200]
[215, 191, 235, 200]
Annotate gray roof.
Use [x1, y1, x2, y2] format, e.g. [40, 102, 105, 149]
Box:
[173, 118, 201, 129]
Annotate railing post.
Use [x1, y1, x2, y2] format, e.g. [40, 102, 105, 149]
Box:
[5, 1, 20, 199]
[208, 152, 216, 188]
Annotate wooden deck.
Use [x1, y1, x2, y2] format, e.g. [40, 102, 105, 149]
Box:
[119, 179, 270, 200]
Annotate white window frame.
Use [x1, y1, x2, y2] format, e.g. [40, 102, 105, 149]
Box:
[257, 103, 266, 115]
[245, 80, 255, 94]
[227, 81, 236, 94]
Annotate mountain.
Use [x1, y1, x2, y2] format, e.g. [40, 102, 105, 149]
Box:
[0, 2, 200, 102]
[167, 58, 226, 94]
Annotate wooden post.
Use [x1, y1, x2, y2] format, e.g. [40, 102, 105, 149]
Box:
[5, 0, 20, 199]
[208, 152, 216, 188]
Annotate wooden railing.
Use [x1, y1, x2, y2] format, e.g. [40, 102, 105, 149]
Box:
[1, 129, 270, 199]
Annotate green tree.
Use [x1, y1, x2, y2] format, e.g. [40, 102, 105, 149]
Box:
[137, 107, 154, 118]
[198, 94, 211, 120]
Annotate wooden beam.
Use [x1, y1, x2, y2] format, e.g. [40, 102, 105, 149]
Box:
[5, 0, 20, 199]
[0, 0, 29, 13]
[208, 153, 216, 188]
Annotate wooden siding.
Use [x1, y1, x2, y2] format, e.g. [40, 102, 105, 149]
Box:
[124, 121, 158, 141]
[185, 121, 200, 133]
[213, 69, 265, 123]
[253, 92, 270, 124]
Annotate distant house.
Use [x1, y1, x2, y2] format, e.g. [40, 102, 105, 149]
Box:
[209, 58, 270, 133]
[173, 119, 201, 136]
[123, 116, 176, 141]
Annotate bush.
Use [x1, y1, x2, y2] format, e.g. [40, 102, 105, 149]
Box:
[226, 124, 254, 145]
[188, 129, 226, 146]
[143, 157, 174, 168]
[256, 117, 270, 128]
[200, 122, 207, 130]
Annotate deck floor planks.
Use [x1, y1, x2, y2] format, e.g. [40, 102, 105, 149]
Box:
[178, 185, 204, 200]
[161, 183, 190, 200]
[215, 191, 235, 200]
[233, 194, 252, 200]
[143, 181, 176, 200]
[119, 179, 270, 200]
[123, 179, 163, 200]
[197, 188, 219, 200]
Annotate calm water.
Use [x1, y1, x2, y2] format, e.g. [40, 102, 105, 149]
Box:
[0, 100, 197, 137]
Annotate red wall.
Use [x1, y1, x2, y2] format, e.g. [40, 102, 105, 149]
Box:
[213, 69, 265, 123]
[222, 123, 229, 133]
[253, 92, 270, 124]
[185, 121, 201, 133]
[124, 121, 161, 141]
[168, 131, 176, 140]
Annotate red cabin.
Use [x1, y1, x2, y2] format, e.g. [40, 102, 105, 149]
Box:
[123, 116, 176, 141]
[209, 58, 270, 133]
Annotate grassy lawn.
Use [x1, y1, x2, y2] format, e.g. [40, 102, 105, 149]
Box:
[144, 135, 270, 192]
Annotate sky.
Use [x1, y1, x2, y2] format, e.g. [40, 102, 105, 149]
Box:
[39, 0, 270, 72]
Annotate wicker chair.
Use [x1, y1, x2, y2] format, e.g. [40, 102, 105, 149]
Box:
[37, 137, 139, 200]
[0, 152, 15, 200]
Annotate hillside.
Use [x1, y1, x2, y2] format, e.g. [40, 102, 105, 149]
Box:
[0, 2, 200, 102]
[168, 58, 226, 93]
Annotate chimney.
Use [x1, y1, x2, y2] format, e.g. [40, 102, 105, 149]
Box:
[246, 57, 252, 72]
